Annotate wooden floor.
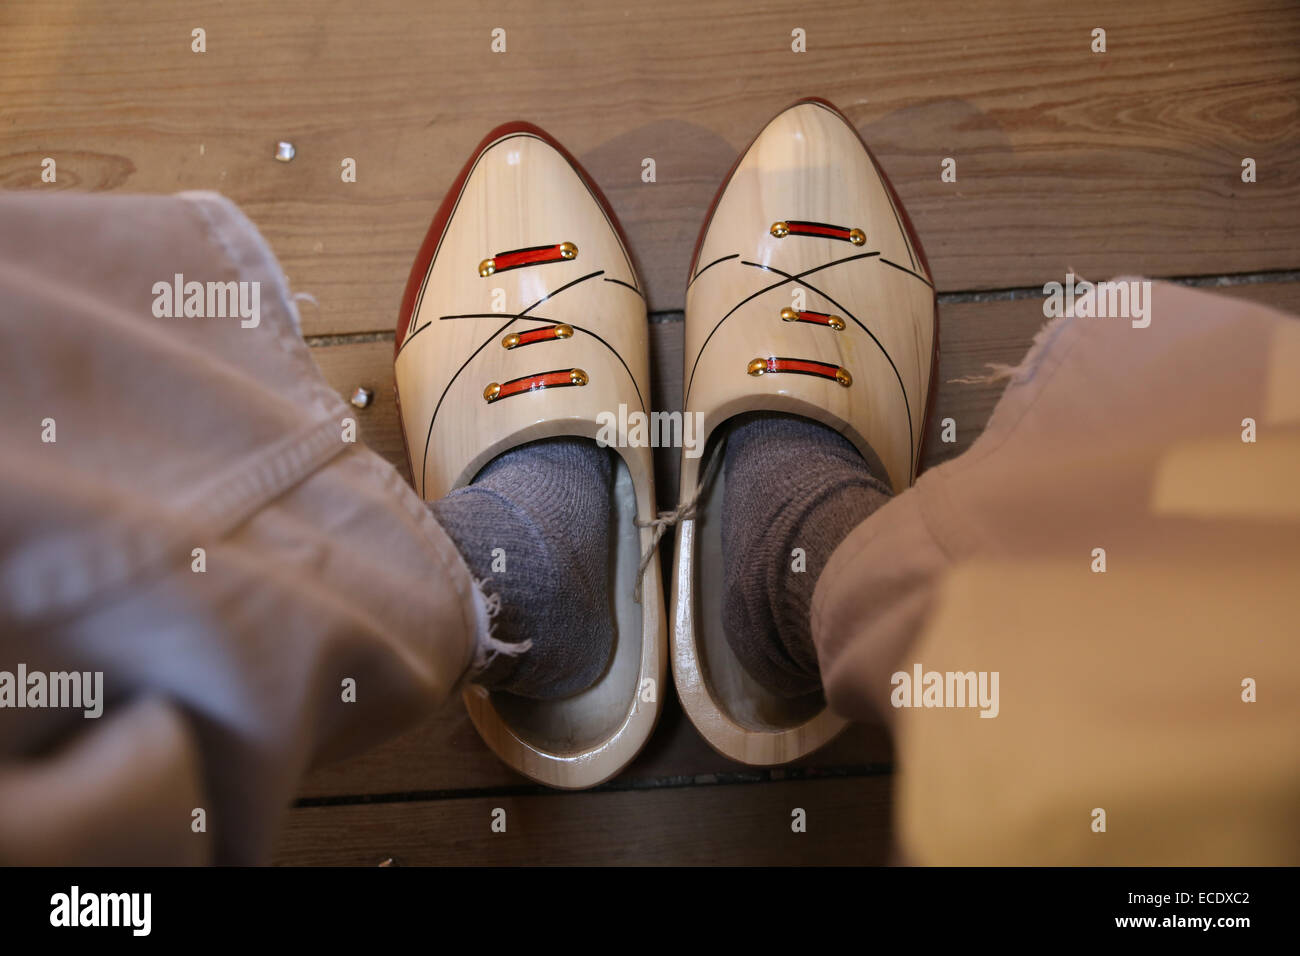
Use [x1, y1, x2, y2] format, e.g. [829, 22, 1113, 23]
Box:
[4, 0, 1298, 865]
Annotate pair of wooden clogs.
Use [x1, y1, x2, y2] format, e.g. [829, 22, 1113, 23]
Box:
[393, 99, 937, 789]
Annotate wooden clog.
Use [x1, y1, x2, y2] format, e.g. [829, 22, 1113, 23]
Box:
[670, 99, 938, 765]
[394, 122, 665, 789]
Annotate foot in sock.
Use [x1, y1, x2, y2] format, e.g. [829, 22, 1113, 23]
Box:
[429, 438, 614, 700]
[721, 413, 893, 698]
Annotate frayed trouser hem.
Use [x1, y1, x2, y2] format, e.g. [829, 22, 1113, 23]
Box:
[454, 577, 531, 696]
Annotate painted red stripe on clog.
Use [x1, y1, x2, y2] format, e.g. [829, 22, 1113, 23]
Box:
[507, 324, 572, 348]
[768, 357, 836, 377]
[485, 368, 588, 403]
[785, 220, 853, 240]
[498, 369, 572, 398]
[482, 243, 576, 275]
[747, 356, 850, 385]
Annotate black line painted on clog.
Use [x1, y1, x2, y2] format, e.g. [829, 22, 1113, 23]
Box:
[687, 253, 739, 287]
[880, 257, 934, 288]
[683, 251, 879, 403]
[602, 276, 643, 297]
[418, 270, 604, 496]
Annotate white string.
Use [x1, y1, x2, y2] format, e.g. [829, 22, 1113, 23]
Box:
[456, 577, 532, 699]
[633, 436, 726, 603]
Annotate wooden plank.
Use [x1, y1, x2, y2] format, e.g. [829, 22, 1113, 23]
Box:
[298, 280, 1299, 797]
[276, 775, 892, 865]
[2, 1, 1297, 335]
[308, 282, 1300, 487]
[1197, 278, 1300, 314]
[301, 687, 893, 797]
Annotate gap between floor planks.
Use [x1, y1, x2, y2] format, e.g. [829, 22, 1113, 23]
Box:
[302, 270, 1300, 348]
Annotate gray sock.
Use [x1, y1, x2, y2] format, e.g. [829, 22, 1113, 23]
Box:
[721, 414, 892, 697]
[430, 438, 613, 700]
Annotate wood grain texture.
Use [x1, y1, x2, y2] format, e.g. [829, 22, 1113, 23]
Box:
[668, 100, 936, 767]
[6, 0, 1297, 865]
[276, 775, 893, 865]
[299, 281, 1300, 798]
[312, 282, 1300, 492]
[300, 681, 893, 797]
[3, 0, 1297, 335]
[681, 99, 935, 493]
[390, 125, 667, 790]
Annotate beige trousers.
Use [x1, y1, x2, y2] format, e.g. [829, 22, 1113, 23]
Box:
[1, 192, 1295, 864]
[815, 281, 1300, 864]
[0, 193, 481, 864]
